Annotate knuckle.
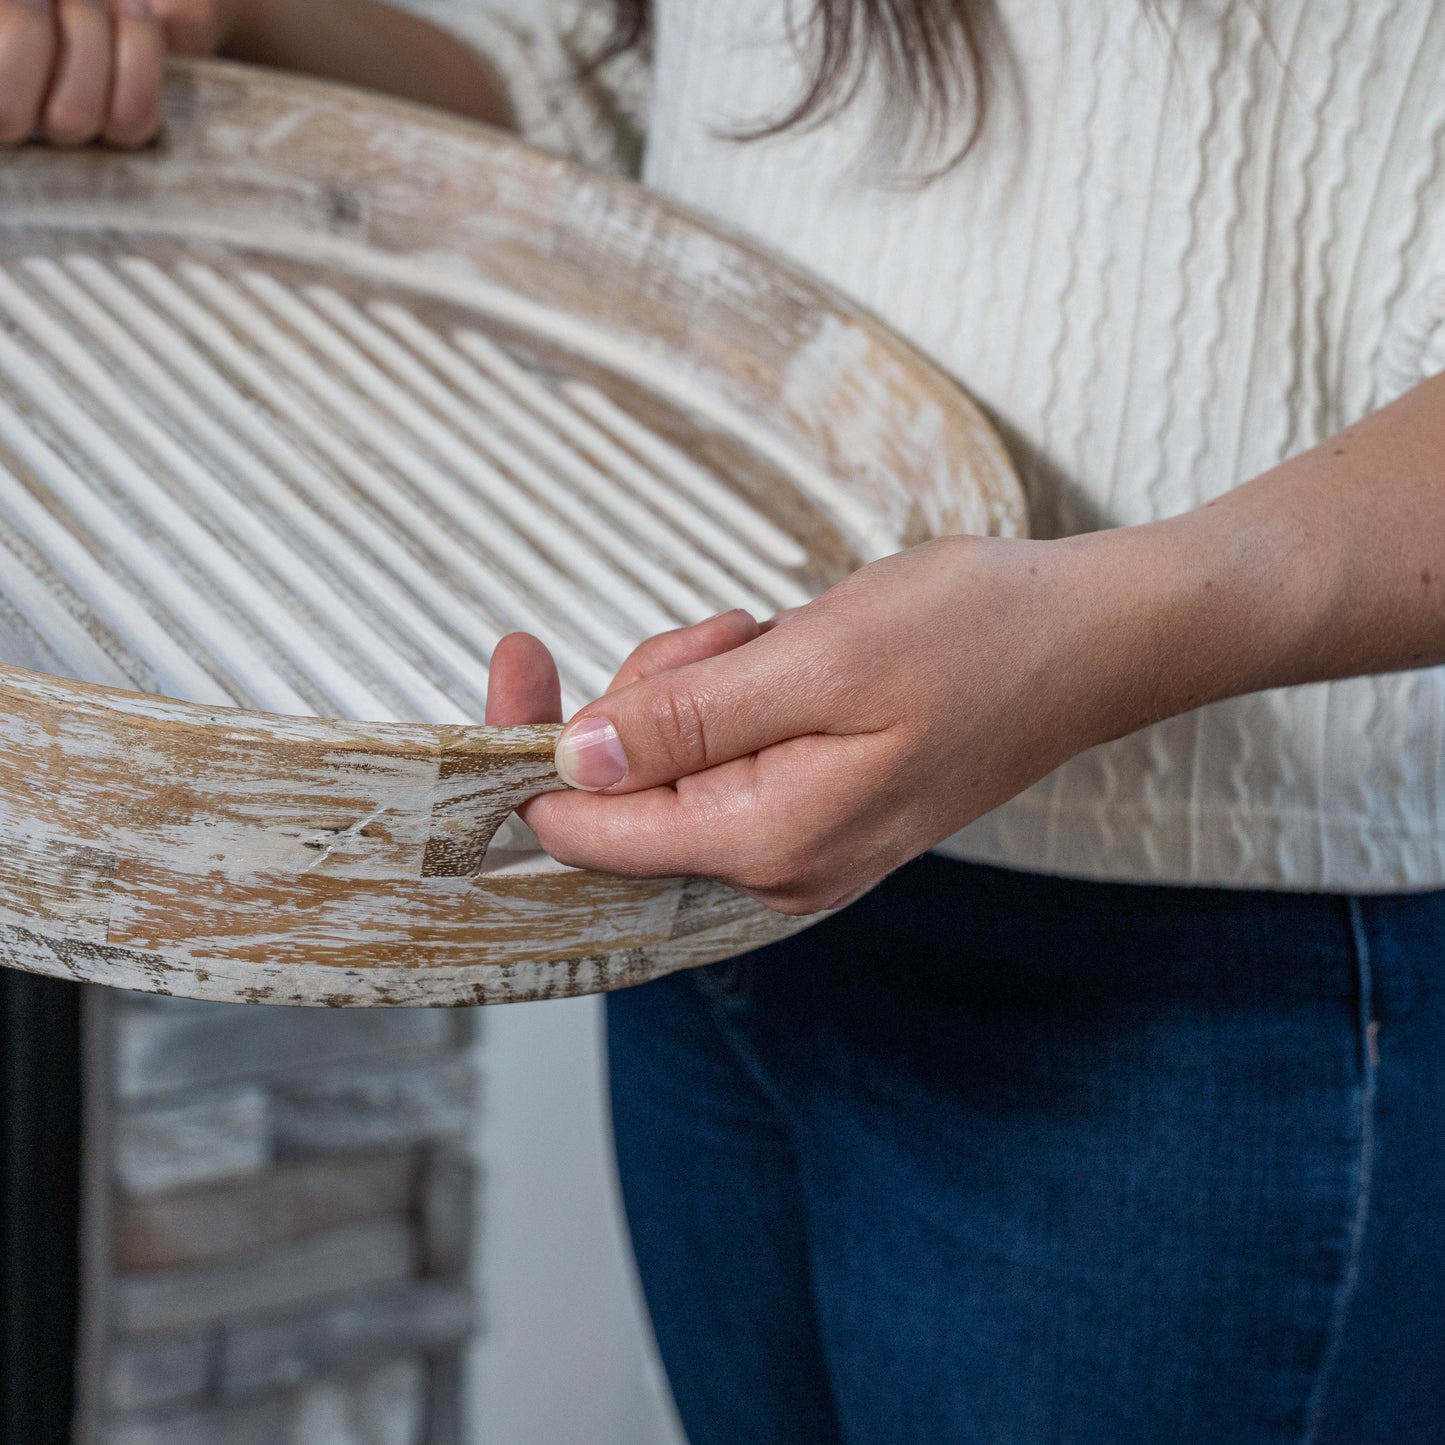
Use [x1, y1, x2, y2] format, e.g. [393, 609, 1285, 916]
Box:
[815, 651, 867, 710]
[739, 877, 826, 917]
[612, 636, 668, 689]
[643, 687, 710, 772]
[620, 638, 658, 674]
[734, 832, 863, 916]
[761, 877, 853, 917]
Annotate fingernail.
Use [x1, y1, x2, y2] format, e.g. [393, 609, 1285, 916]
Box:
[556, 716, 628, 791]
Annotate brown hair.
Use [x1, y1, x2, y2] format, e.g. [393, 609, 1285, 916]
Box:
[600, 0, 1002, 176]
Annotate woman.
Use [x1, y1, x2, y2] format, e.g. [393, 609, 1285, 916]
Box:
[4, 2, 1442, 1439]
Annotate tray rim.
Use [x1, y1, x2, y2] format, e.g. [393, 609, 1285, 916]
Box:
[0, 59, 1024, 1006]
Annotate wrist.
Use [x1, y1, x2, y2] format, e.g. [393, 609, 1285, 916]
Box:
[1048, 499, 1327, 747]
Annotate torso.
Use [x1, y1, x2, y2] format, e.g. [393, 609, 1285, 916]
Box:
[643, 0, 1445, 891]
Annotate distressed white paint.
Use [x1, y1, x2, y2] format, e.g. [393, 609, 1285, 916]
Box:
[245, 272, 713, 630]
[0, 272, 342, 713]
[22, 257, 464, 723]
[181, 261, 649, 679]
[59, 254, 495, 716]
[4, 207, 1008, 557]
[312, 286, 785, 619]
[0, 528, 139, 692]
[413, 321, 813, 612]
[114, 256, 603, 700]
[0, 392, 271, 708]
[0, 61, 1023, 1005]
[557, 376, 809, 571]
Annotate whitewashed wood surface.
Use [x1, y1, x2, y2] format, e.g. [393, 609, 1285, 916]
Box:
[0, 61, 1025, 1006]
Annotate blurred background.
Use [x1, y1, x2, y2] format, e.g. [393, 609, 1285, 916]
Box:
[470, 996, 684, 1445]
[63, 985, 684, 1445]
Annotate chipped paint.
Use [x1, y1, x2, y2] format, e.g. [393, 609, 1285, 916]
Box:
[0, 61, 1023, 1006]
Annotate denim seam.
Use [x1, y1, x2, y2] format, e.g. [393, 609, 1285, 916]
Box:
[1300, 896, 1379, 1445]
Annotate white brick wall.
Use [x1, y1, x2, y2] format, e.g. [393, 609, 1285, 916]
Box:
[82, 991, 480, 1445]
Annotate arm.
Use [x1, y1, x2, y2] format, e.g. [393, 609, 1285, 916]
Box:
[1077, 368, 1445, 731]
[502, 372, 1445, 914]
[216, 0, 514, 127]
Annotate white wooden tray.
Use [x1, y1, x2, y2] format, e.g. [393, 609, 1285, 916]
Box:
[0, 60, 1025, 1006]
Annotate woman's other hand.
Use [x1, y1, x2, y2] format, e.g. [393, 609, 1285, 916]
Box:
[0, 0, 172, 149]
[0, 0, 516, 155]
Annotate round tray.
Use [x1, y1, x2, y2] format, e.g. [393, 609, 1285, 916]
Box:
[0, 60, 1025, 1006]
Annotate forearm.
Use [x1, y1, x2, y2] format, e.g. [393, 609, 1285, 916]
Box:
[1072, 371, 1445, 744]
[222, 0, 515, 127]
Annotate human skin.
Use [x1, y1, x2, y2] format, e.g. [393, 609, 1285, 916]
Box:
[0, 0, 164, 147]
[0, 0, 512, 150]
[487, 370, 1445, 916]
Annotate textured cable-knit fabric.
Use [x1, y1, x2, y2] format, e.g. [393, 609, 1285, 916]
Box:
[638, 0, 1445, 892]
[414, 0, 1445, 892]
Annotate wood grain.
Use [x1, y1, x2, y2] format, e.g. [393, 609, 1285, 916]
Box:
[0, 61, 1025, 1005]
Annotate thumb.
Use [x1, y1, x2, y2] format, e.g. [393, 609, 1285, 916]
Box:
[150, 0, 231, 56]
[553, 628, 831, 793]
[485, 633, 562, 726]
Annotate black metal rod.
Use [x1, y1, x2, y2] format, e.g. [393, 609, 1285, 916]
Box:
[1, 967, 83, 1445]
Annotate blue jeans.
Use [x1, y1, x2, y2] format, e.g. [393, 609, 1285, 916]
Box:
[606, 855, 1445, 1444]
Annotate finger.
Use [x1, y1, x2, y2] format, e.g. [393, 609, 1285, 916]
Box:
[484, 632, 563, 726]
[553, 619, 842, 794]
[43, 0, 112, 145]
[525, 754, 765, 879]
[607, 609, 759, 693]
[526, 731, 867, 897]
[103, 0, 161, 148]
[0, 0, 57, 146]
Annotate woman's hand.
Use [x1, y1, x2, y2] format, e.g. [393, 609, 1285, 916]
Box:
[492, 375, 1445, 918]
[0, 0, 512, 153]
[0, 0, 174, 149]
[511, 534, 1169, 915]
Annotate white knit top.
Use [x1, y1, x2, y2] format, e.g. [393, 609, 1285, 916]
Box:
[631, 0, 1445, 893]
[422, 0, 1445, 892]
